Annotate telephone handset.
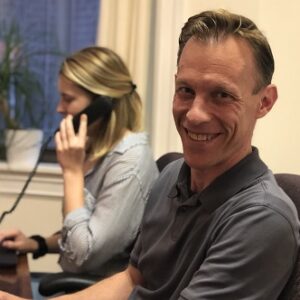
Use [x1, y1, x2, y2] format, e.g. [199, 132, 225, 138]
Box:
[54, 95, 113, 134]
[71, 95, 113, 133]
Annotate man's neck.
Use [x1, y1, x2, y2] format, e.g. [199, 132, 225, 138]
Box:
[190, 148, 252, 193]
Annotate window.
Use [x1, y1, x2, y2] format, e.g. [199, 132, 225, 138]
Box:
[0, 0, 100, 162]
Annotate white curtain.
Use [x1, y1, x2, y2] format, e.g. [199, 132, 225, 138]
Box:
[96, 0, 183, 159]
[149, 0, 185, 158]
[96, 0, 153, 137]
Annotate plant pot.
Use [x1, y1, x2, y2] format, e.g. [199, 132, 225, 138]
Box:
[4, 129, 44, 170]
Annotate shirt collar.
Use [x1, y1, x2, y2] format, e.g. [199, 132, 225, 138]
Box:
[168, 147, 268, 212]
[85, 132, 148, 176]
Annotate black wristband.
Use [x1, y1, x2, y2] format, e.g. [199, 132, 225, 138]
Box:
[30, 235, 48, 259]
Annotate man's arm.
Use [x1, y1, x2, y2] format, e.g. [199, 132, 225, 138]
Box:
[55, 265, 143, 300]
[0, 266, 142, 300]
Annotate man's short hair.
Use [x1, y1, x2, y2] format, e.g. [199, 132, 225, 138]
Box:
[177, 9, 274, 93]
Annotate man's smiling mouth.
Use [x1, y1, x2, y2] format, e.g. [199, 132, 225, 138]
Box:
[187, 131, 219, 141]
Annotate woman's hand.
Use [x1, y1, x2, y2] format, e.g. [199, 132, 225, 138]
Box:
[55, 114, 88, 173]
[55, 114, 87, 216]
[0, 229, 38, 253]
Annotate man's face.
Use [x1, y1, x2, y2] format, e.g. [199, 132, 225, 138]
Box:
[173, 36, 277, 184]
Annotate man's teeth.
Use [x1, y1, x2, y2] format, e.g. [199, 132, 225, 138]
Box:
[188, 132, 216, 141]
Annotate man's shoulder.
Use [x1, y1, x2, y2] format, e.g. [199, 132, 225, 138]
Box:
[227, 170, 299, 226]
[144, 158, 184, 210]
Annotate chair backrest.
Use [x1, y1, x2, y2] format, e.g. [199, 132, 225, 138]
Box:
[156, 152, 183, 172]
[275, 173, 300, 300]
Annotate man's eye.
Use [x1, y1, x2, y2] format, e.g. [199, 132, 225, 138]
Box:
[213, 91, 234, 101]
[176, 87, 194, 97]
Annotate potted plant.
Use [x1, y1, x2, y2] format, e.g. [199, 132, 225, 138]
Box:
[0, 22, 48, 169]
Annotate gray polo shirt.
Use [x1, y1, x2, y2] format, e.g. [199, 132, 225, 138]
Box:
[130, 148, 300, 299]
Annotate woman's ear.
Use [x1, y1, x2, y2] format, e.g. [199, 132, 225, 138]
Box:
[256, 84, 278, 119]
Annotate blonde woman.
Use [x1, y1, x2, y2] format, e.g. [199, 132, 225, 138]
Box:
[0, 46, 159, 277]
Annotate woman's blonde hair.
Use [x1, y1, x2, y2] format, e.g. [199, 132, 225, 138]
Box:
[60, 46, 143, 160]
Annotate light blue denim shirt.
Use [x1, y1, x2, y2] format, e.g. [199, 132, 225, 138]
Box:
[58, 132, 159, 276]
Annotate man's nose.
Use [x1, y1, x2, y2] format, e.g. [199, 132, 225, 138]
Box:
[186, 97, 211, 124]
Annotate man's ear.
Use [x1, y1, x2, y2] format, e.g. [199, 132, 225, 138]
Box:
[256, 84, 278, 119]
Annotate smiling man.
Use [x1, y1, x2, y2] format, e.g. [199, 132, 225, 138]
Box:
[173, 34, 276, 191]
[0, 8, 299, 300]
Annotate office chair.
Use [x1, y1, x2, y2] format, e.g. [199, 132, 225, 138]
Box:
[276, 173, 300, 300]
[155, 151, 183, 172]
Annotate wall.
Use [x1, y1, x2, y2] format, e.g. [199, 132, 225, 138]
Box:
[252, 1, 300, 173]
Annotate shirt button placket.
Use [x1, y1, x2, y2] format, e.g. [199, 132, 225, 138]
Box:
[171, 205, 189, 240]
